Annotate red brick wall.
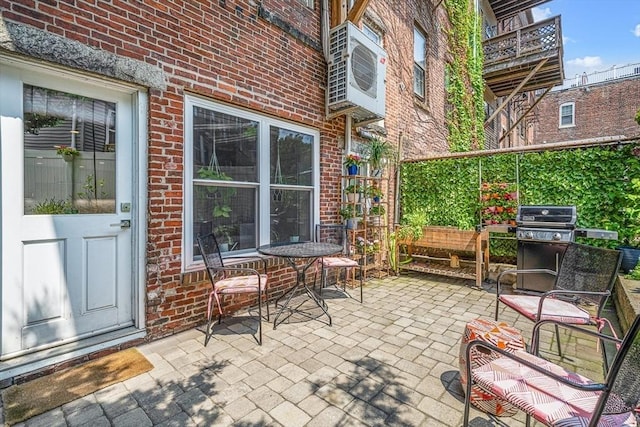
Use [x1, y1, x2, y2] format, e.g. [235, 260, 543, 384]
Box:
[369, 0, 450, 160]
[1, 0, 450, 343]
[1, 0, 344, 340]
[534, 77, 640, 144]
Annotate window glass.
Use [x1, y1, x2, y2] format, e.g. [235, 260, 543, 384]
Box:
[560, 103, 574, 127]
[414, 27, 426, 98]
[187, 98, 317, 265]
[270, 126, 313, 243]
[23, 84, 116, 215]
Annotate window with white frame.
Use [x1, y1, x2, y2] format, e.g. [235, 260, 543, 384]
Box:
[414, 26, 426, 98]
[559, 102, 575, 127]
[300, 0, 314, 8]
[184, 96, 318, 268]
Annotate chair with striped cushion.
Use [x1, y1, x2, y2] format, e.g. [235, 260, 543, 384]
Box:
[495, 242, 622, 357]
[463, 315, 640, 427]
[315, 224, 363, 303]
[197, 233, 269, 345]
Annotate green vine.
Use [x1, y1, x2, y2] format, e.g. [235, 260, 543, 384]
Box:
[444, 0, 485, 152]
[400, 143, 640, 250]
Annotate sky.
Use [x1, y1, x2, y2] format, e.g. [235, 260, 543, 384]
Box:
[532, 0, 640, 80]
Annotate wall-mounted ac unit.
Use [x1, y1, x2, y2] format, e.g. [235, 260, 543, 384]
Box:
[327, 21, 387, 126]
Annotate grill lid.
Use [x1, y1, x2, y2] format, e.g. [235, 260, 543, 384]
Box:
[516, 205, 577, 228]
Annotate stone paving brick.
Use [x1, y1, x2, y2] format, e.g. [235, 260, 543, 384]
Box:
[139, 396, 182, 423]
[242, 367, 279, 389]
[246, 385, 286, 412]
[223, 395, 256, 420]
[270, 401, 311, 427]
[237, 408, 278, 426]
[66, 404, 105, 427]
[154, 411, 197, 427]
[77, 415, 111, 427]
[279, 380, 317, 403]
[112, 407, 153, 427]
[22, 408, 66, 427]
[297, 394, 330, 417]
[99, 392, 139, 420]
[344, 397, 388, 425]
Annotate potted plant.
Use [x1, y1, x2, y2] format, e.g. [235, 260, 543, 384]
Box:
[618, 177, 640, 273]
[339, 205, 359, 229]
[214, 224, 236, 252]
[344, 182, 362, 203]
[365, 137, 395, 176]
[344, 153, 362, 176]
[55, 145, 80, 162]
[365, 185, 383, 202]
[368, 204, 385, 226]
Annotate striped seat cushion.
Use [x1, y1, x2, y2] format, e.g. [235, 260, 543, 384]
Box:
[320, 256, 359, 268]
[499, 295, 592, 324]
[215, 274, 268, 294]
[472, 350, 636, 426]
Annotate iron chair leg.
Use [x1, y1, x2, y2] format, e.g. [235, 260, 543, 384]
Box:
[257, 288, 262, 345]
[555, 324, 563, 356]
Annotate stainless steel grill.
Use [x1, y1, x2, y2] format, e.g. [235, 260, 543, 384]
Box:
[514, 205, 617, 292]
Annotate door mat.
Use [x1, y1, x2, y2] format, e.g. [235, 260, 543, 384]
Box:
[2, 348, 153, 425]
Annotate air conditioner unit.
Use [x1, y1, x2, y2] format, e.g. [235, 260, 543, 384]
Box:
[327, 21, 387, 125]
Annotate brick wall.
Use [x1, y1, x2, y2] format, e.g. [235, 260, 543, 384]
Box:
[369, 0, 450, 160]
[534, 77, 640, 144]
[1, 0, 451, 344]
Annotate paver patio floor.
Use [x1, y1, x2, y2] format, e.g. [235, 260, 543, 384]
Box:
[4, 272, 615, 426]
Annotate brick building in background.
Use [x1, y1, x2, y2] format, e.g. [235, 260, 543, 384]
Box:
[533, 64, 640, 144]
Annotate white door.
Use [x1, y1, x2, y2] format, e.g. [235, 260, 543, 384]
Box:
[1, 62, 136, 359]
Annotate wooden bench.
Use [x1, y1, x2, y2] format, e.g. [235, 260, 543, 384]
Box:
[396, 226, 490, 287]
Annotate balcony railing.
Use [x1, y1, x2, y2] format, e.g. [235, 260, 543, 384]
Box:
[552, 63, 640, 91]
[484, 16, 561, 66]
[483, 16, 563, 96]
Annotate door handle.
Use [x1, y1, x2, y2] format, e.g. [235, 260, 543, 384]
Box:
[110, 220, 131, 229]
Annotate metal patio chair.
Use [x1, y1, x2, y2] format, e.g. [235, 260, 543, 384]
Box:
[197, 233, 269, 345]
[463, 314, 640, 426]
[495, 242, 622, 357]
[314, 224, 363, 303]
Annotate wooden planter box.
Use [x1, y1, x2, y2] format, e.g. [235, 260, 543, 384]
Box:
[396, 226, 490, 287]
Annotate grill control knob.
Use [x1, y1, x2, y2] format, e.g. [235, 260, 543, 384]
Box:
[552, 232, 562, 241]
[525, 231, 534, 239]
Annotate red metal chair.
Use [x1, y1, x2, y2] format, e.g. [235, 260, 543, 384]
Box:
[315, 224, 363, 303]
[197, 233, 269, 345]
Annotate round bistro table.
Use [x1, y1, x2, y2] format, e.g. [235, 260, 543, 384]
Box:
[258, 242, 342, 329]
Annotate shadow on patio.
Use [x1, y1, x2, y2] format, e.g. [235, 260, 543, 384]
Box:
[9, 273, 616, 426]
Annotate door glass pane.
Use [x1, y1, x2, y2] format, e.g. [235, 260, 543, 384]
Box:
[23, 84, 116, 215]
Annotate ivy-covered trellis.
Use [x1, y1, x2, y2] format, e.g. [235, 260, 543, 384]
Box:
[400, 142, 640, 249]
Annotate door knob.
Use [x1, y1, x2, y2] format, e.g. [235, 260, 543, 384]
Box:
[110, 220, 131, 229]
